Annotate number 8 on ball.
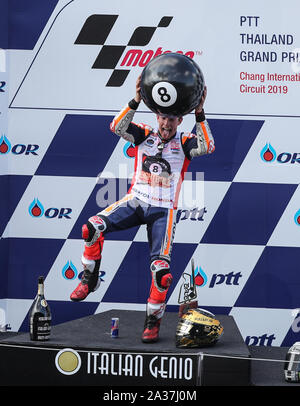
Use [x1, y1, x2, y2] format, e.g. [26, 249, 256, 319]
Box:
[140, 52, 205, 117]
[152, 82, 177, 107]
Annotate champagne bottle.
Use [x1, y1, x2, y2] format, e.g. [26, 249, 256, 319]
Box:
[29, 276, 51, 341]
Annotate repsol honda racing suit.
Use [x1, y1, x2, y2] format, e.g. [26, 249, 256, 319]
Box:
[70, 98, 215, 343]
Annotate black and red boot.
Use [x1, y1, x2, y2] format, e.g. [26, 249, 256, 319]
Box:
[70, 257, 100, 301]
[142, 302, 165, 343]
[70, 216, 105, 302]
[142, 315, 162, 343]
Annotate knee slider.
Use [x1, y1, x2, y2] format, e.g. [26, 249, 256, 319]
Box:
[82, 216, 105, 260]
[150, 259, 172, 292]
[82, 215, 107, 243]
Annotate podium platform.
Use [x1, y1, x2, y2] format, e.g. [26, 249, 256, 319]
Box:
[0, 310, 251, 386]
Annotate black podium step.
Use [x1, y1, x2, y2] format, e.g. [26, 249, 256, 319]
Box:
[0, 310, 251, 386]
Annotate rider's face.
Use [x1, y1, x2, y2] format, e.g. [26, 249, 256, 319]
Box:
[156, 115, 183, 140]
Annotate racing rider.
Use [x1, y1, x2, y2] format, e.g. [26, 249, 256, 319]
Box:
[70, 76, 215, 343]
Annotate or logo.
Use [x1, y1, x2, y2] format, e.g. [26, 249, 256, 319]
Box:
[0, 134, 39, 155]
[75, 15, 195, 87]
[28, 198, 72, 219]
[55, 348, 81, 375]
[260, 143, 300, 164]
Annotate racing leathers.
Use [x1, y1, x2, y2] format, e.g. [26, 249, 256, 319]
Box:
[70, 98, 215, 343]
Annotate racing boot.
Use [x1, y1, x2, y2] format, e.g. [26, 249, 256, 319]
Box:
[142, 302, 166, 343]
[70, 256, 101, 301]
[70, 216, 105, 301]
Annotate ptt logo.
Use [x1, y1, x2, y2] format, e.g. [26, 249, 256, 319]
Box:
[28, 198, 72, 219]
[245, 334, 276, 346]
[260, 143, 300, 164]
[176, 207, 207, 223]
[0, 134, 39, 155]
[194, 266, 242, 288]
[75, 15, 195, 87]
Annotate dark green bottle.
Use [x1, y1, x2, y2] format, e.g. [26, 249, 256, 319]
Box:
[29, 276, 51, 341]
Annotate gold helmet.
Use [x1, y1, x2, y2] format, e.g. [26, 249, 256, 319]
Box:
[175, 308, 223, 348]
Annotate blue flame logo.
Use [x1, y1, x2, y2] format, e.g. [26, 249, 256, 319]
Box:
[123, 142, 135, 159]
[260, 143, 277, 163]
[294, 210, 300, 226]
[28, 198, 44, 218]
[194, 266, 207, 287]
[0, 134, 11, 154]
[62, 261, 78, 280]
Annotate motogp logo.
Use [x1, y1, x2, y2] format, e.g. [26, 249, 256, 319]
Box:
[75, 15, 173, 87]
[75, 15, 195, 87]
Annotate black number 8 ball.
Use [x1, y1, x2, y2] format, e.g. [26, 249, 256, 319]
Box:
[140, 53, 205, 117]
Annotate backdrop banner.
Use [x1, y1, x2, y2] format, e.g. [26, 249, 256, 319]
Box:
[0, 0, 300, 347]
